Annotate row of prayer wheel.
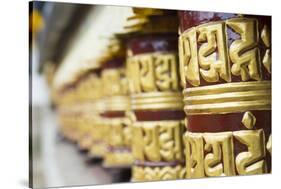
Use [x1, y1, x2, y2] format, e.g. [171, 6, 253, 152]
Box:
[54, 8, 271, 181]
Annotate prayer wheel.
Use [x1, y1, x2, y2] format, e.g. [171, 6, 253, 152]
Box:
[101, 38, 134, 168]
[178, 11, 272, 178]
[124, 8, 186, 181]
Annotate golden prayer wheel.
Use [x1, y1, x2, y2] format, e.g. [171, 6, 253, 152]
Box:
[56, 60, 104, 154]
[100, 38, 134, 168]
[178, 11, 272, 178]
[124, 8, 186, 181]
[76, 70, 103, 152]
[53, 8, 272, 183]
[88, 96, 108, 158]
[57, 84, 79, 143]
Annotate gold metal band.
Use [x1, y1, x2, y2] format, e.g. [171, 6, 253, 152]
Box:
[105, 95, 131, 111]
[184, 81, 271, 115]
[131, 92, 183, 110]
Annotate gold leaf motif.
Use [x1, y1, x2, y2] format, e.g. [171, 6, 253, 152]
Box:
[242, 111, 256, 129]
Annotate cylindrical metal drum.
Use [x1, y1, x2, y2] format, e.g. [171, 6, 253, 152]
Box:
[125, 8, 186, 181]
[101, 38, 134, 168]
[178, 11, 271, 178]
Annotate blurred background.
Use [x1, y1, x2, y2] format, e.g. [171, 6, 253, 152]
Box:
[29, 1, 134, 188]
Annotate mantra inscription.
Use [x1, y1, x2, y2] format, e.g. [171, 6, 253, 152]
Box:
[132, 120, 186, 181]
[126, 52, 180, 94]
[184, 129, 270, 177]
[183, 112, 271, 178]
[178, 17, 271, 87]
[179, 15, 271, 178]
[127, 50, 185, 180]
[107, 117, 132, 148]
[132, 120, 185, 162]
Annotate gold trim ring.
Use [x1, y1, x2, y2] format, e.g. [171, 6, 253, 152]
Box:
[183, 81, 271, 115]
[131, 92, 183, 111]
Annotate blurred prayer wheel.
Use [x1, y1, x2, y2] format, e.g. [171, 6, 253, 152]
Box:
[88, 97, 108, 159]
[57, 82, 80, 143]
[101, 38, 134, 168]
[76, 67, 103, 152]
[56, 60, 102, 150]
[178, 11, 272, 178]
[124, 8, 186, 181]
[88, 67, 108, 159]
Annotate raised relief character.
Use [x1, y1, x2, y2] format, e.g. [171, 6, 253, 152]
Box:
[155, 54, 179, 91]
[227, 18, 262, 81]
[184, 132, 205, 178]
[197, 22, 231, 83]
[139, 55, 156, 92]
[233, 129, 267, 175]
[178, 27, 200, 86]
[159, 122, 183, 161]
[203, 132, 236, 177]
[143, 124, 161, 161]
